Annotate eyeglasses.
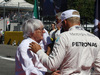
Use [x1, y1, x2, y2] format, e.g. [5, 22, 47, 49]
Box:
[37, 27, 44, 31]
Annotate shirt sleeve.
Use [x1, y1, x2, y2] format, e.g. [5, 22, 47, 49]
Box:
[16, 46, 43, 75]
[37, 35, 67, 71]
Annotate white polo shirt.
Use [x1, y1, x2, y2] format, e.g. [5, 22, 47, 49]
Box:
[36, 25, 100, 75]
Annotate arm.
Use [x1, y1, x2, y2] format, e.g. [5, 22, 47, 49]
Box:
[46, 43, 53, 55]
[93, 41, 100, 74]
[45, 70, 60, 75]
[29, 35, 67, 71]
[93, 51, 100, 73]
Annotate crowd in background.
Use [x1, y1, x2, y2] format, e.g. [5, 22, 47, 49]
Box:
[0, 11, 32, 23]
[0, 28, 4, 44]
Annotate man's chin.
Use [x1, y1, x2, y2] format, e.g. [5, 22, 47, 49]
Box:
[39, 37, 43, 42]
[41, 37, 43, 40]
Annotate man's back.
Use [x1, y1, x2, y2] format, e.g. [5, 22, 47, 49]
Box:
[29, 9, 100, 75]
[57, 26, 100, 74]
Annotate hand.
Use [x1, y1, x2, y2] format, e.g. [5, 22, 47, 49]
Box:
[29, 42, 41, 53]
[45, 70, 60, 75]
[51, 70, 60, 75]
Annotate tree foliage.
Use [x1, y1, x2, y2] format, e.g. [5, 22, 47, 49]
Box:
[67, 0, 95, 24]
[25, 0, 95, 23]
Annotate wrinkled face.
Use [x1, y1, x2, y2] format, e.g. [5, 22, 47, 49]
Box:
[32, 25, 45, 43]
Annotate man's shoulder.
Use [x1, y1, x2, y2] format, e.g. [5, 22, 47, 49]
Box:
[60, 30, 96, 37]
[19, 38, 31, 47]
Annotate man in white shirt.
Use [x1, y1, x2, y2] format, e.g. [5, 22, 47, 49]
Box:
[49, 23, 56, 41]
[0, 29, 4, 44]
[40, 28, 52, 55]
[29, 9, 100, 75]
[15, 19, 60, 75]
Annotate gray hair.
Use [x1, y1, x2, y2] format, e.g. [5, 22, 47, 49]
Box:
[67, 11, 80, 24]
[22, 18, 44, 38]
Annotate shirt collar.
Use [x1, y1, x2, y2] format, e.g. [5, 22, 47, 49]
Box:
[28, 38, 39, 44]
[68, 25, 84, 31]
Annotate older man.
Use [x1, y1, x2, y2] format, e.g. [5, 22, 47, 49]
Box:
[29, 9, 100, 75]
[15, 19, 60, 75]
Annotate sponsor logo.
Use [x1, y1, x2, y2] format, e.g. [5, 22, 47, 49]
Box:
[72, 42, 97, 47]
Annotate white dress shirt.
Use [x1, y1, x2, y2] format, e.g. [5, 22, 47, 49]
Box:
[15, 38, 47, 75]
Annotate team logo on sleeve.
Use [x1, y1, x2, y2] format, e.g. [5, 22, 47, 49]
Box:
[55, 37, 60, 43]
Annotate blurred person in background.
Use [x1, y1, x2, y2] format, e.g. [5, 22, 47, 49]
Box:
[40, 28, 52, 55]
[97, 22, 100, 39]
[94, 22, 100, 39]
[0, 29, 4, 44]
[55, 12, 62, 40]
[49, 23, 56, 41]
